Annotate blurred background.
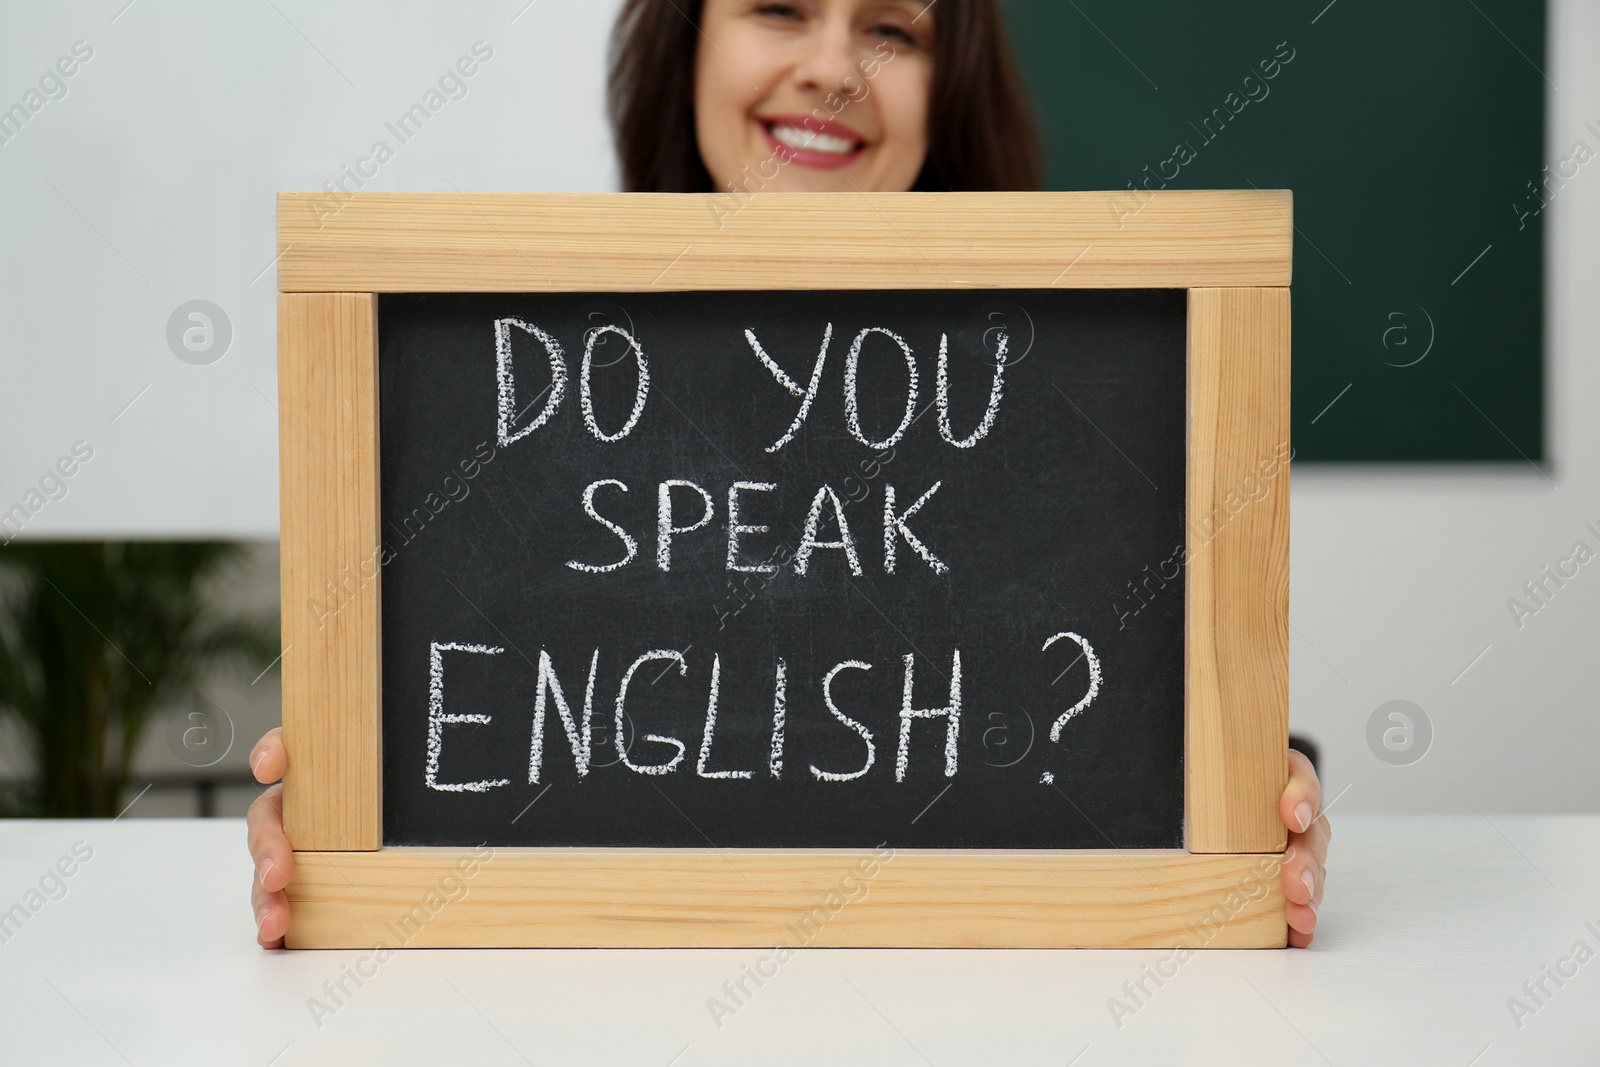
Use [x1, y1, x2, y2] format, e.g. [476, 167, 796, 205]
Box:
[0, 0, 1591, 819]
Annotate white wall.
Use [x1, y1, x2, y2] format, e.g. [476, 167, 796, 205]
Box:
[1, 0, 1594, 814]
[0, 0, 620, 538]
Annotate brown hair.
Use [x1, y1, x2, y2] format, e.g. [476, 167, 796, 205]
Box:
[607, 0, 1043, 193]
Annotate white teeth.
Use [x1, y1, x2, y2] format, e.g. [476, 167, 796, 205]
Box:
[768, 123, 855, 154]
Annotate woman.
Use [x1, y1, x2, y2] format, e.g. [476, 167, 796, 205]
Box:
[248, 0, 1329, 948]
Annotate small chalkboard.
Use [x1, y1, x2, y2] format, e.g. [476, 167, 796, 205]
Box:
[378, 288, 1187, 850]
[276, 192, 1291, 948]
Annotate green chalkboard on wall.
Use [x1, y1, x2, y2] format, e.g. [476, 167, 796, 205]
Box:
[1005, 0, 1549, 462]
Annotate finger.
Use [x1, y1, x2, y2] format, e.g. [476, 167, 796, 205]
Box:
[1303, 817, 1331, 906]
[1311, 829, 1330, 909]
[250, 728, 286, 785]
[1279, 749, 1323, 834]
[252, 882, 290, 948]
[247, 780, 292, 947]
[254, 822, 296, 895]
[1286, 899, 1317, 938]
[1288, 926, 1315, 949]
[247, 783, 284, 862]
[1280, 840, 1317, 907]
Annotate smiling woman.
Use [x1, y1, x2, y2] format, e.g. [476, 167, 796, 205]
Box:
[247, 0, 1330, 952]
[607, 0, 1043, 194]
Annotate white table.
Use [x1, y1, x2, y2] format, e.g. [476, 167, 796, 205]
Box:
[0, 815, 1594, 1065]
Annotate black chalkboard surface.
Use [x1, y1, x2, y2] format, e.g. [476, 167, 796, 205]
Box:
[377, 289, 1186, 849]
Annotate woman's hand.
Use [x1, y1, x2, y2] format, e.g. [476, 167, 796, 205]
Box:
[247, 727, 293, 948]
[1279, 748, 1329, 948]
[244, 727, 1329, 948]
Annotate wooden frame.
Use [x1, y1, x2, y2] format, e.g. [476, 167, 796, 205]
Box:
[277, 191, 1291, 948]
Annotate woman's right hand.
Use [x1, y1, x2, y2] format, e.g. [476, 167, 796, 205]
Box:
[247, 727, 293, 948]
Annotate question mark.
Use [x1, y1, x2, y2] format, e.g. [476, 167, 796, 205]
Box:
[1039, 631, 1103, 783]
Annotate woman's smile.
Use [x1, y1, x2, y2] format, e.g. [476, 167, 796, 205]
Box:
[757, 113, 869, 168]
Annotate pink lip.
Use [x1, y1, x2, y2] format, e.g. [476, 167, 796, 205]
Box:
[757, 113, 868, 170]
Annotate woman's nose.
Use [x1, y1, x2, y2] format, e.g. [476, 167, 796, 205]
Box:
[789, 19, 862, 97]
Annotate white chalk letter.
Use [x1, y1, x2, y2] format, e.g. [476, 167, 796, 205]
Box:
[768, 658, 788, 778]
[936, 330, 1006, 447]
[747, 323, 831, 452]
[426, 641, 510, 792]
[495, 318, 566, 447]
[615, 649, 690, 775]
[793, 485, 862, 576]
[810, 659, 875, 781]
[895, 651, 961, 781]
[845, 327, 918, 449]
[727, 481, 779, 574]
[529, 648, 598, 783]
[697, 655, 753, 779]
[580, 325, 650, 442]
[658, 479, 714, 571]
[566, 479, 638, 573]
[883, 482, 948, 575]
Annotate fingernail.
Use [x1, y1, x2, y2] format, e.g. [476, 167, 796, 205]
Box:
[255, 906, 270, 930]
[258, 856, 275, 886]
[1294, 802, 1313, 832]
[1300, 868, 1315, 900]
[251, 749, 268, 774]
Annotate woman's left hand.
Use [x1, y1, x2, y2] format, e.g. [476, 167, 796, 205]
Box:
[1279, 748, 1329, 948]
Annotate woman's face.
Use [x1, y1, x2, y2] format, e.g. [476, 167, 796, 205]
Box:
[694, 0, 934, 194]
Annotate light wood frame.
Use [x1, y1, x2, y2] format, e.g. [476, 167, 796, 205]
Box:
[277, 191, 1291, 948]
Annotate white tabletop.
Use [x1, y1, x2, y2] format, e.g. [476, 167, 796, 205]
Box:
[0, 815, 1595, 1065]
